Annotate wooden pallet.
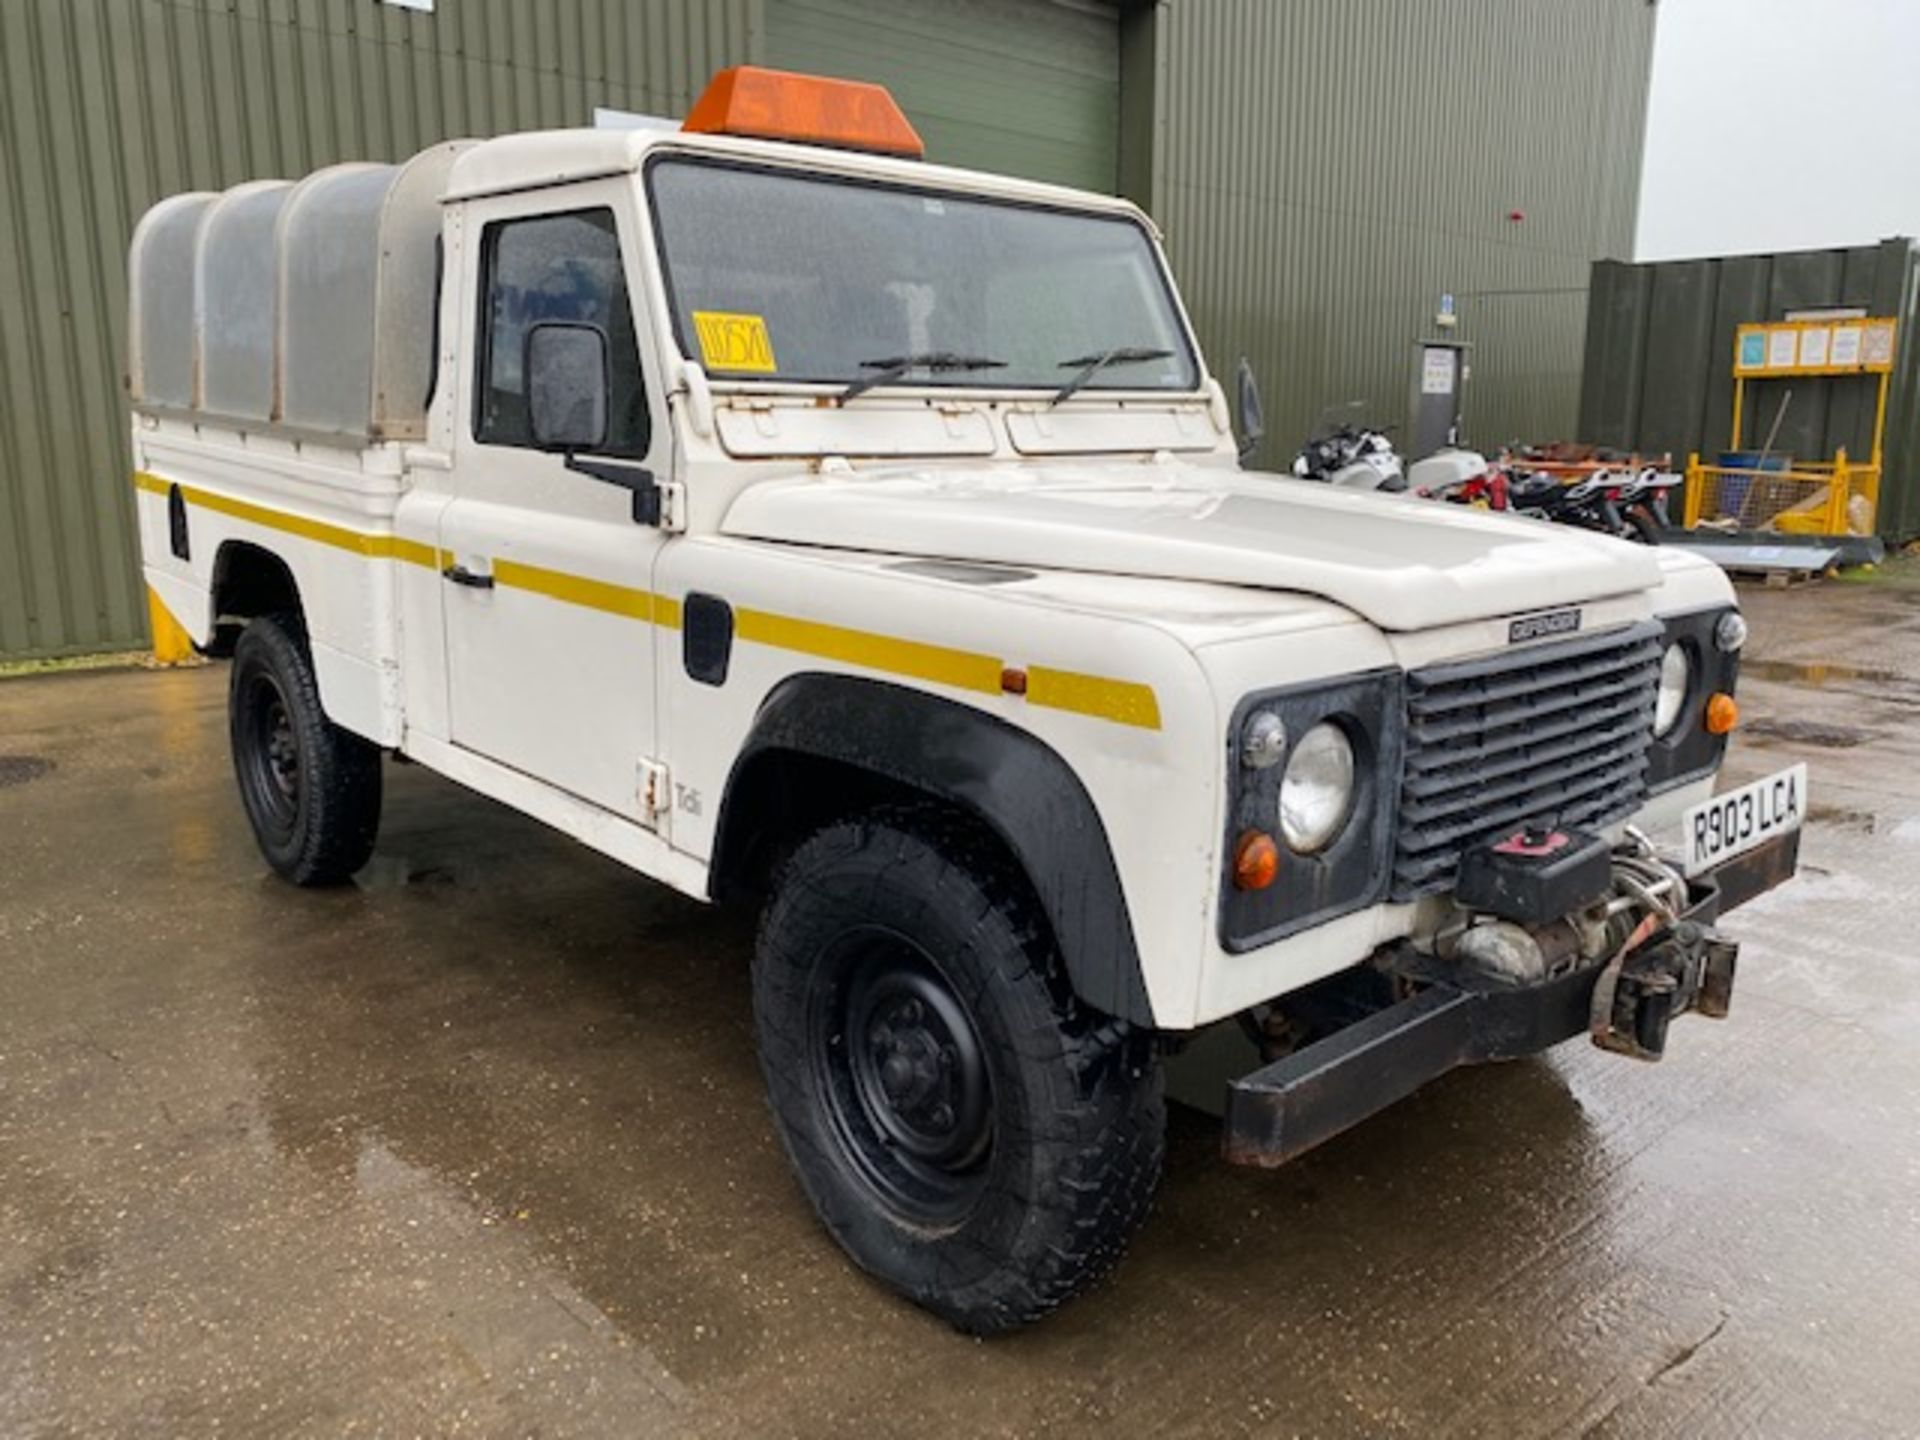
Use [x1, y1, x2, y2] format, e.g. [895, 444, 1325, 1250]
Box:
[1729, 565, 1827, 589]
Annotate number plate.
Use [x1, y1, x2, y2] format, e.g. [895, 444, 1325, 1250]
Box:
[1681, 764, 1808, 877]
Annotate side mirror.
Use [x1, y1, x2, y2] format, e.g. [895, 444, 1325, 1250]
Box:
[1234, 356, 1265, 463]
[526, 321, 610, 453]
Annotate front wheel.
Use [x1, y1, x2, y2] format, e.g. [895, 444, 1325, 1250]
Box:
[229, 613, 382, 885]
[753, 809, 1165, 1333]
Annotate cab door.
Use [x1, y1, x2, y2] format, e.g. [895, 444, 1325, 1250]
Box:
[439, 184, 673, 824]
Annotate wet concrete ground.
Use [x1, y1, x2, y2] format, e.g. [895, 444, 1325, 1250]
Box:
[4, 566, 1920, 1438]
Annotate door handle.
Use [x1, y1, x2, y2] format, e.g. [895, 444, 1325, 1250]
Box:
[442, 563, 495, 590]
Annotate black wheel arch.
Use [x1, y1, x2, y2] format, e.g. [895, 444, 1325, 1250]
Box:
[712, 673, 1154, 1026]
[208, 541, 303, 656]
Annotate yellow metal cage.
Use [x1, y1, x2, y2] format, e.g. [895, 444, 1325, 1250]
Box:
[1685, 317, 1897, 536]
[1683, 450, 1881, 535]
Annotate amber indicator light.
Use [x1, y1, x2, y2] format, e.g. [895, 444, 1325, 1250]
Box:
[1233, 831, 1280, 891]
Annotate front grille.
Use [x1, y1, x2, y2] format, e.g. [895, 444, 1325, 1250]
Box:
[1392, 621, 1661, 899]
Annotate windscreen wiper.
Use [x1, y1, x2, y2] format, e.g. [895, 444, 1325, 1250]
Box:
[839, 352, 1007, 403]
[1050, 346, 1176, 406]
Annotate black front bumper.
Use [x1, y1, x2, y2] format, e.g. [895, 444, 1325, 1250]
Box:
[1223, 829, 1798, 1168]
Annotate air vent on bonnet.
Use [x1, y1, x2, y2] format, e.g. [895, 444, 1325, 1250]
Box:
[884, 560, 1037, 586]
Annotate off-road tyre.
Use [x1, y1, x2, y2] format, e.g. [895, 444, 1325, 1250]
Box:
[753, 806, 1165, 1334]
[228, 612, 382, 885]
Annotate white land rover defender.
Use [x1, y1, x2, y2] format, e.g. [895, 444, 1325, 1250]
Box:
[128, 68, 1800, 1332]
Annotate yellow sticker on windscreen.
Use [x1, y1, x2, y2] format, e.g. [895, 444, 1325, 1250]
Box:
[692, 310, 777, 373]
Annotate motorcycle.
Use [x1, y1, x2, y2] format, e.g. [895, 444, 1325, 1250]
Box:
[1407, 447, 1499, 503]
[1611, 466, 1681, 542]
[1292, 403, 1491, 496]
[1291, 413, 1406, 492]
[1491, 444, 1680, 545]
[1506, 466, 1626, 536]
[1421, 466, 1510, 509]
[1509, 463, 1679, 544]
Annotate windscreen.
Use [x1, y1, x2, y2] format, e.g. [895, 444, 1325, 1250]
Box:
[647, 157, 1199, 394]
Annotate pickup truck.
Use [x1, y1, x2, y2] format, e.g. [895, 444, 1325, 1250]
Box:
[128, 65, 1800, 1333]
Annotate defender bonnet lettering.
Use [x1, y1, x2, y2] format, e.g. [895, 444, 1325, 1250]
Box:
[680, 65, 925, 159]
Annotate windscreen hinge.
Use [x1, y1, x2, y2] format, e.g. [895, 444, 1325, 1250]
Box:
[656, 480, 687, 532]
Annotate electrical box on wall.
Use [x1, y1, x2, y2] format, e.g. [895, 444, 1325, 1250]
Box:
[1410, 341, 1470, 458]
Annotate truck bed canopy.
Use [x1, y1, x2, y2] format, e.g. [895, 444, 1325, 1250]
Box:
[128, 142, 471, 443]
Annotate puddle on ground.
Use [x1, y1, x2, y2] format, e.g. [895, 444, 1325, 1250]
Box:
[1741, 658, 1907, 686]
[0, 755, 53, 787]
[1808, 802, 1878, 833]
[1742, 717, 1876, 748]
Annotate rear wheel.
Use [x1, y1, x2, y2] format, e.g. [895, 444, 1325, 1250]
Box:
[753, 808, 1164, 1334]
[1625, 504, 1662, 544]
[229, 613, 381, 884]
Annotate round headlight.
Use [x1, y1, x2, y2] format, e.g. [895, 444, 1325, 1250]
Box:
[1241, 710, 1287, 770]
[1654, 643, 1692, 736]
[1714, 610, 1748, 653]
[1279, 722, 1355, 853]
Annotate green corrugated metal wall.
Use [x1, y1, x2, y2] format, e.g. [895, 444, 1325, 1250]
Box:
[0, 0, 763, 661]
[1136, 0, 1655, 468]
[1579, 240, 1920, 540]
[765, 0, 1118, 194]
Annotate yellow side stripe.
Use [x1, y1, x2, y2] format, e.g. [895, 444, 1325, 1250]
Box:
[137, 473, 452, 569]
[136, 471, 1159, 730]
[735, 608, 1004, 697]
[1027, 666, 1163, 730]
[493, 558, 683, 630]
[389, 536, 446, 570]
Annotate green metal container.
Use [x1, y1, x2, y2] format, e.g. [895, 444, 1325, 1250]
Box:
[1579, 240, 1920, 541]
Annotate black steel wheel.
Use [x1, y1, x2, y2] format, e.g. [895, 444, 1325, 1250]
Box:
[228, 613, 382, 885]
[235, 666, 302, 849]
[812, 928, 994, 1226]
[754, 807, 1164, 1334]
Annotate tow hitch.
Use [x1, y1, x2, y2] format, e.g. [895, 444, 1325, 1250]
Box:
[1589, 916, 1738, 1060]
[1583, 833, 1739, 1060]
[1222, 826, 1796, 1168]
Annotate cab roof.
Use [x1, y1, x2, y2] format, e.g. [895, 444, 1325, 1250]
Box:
[445, 64, 1152, 227]
[439, 125, 1154, 233]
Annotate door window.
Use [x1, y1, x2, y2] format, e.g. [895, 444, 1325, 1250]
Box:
[473, 208, 650, 458]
